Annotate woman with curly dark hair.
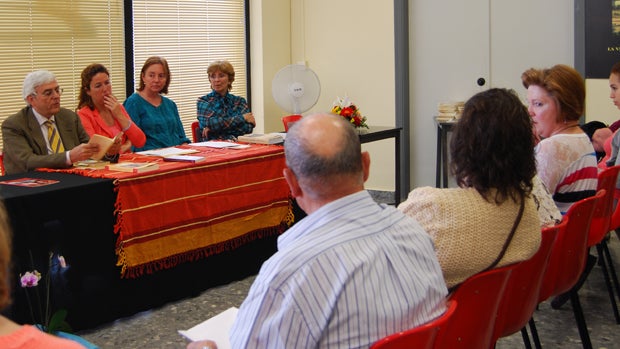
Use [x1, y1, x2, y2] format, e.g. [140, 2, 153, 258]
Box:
[398, 88, 543, 289]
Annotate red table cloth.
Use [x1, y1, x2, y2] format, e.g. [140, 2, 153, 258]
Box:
[40, 144, 291, 278]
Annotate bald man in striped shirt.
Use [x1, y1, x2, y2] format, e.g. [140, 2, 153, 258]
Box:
[189, 113, 447, 349]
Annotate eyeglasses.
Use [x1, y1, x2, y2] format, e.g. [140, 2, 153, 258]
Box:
[34, 87, 63, 98]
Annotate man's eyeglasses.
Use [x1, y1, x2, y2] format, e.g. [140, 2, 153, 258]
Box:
[34, 87, 63, 98]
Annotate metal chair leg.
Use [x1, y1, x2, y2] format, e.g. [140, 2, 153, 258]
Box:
[602, 238, 620, 304]
[520, 326, 533, 349]
[597, 241, 620, 323]
[528, 317, 542, 349]
[570, 291, 593, 349]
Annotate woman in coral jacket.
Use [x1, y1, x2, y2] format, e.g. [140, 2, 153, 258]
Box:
[77, 63, 146, 154]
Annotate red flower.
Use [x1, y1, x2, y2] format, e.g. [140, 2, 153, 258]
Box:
[340, 107, 355, 117]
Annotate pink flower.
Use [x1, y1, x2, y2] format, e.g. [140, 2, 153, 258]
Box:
[20, 271, 41, 287]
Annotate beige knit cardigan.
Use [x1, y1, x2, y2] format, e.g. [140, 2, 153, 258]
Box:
[398, 186, 542, 289]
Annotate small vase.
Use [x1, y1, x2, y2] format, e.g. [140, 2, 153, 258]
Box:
[355, 127, 369, 135]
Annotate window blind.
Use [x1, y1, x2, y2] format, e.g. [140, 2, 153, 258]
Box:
[0, 0, 126, 148]
[131, 0, 248, 138]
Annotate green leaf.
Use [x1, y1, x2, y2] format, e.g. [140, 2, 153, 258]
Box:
[47, 309, 73, 334]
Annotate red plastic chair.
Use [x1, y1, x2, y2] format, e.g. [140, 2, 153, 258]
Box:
[191, 121, 200, 143]
[491, 224, 558, 348]
[528, 190, 602, 349]
[282, 114, 302, 132]
[589, 165, 620, 323]
[434, 264, 515, 349]
[370, 300, 457, 349]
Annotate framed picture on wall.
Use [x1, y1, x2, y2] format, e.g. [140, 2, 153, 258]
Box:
[585, 0, 620, 78]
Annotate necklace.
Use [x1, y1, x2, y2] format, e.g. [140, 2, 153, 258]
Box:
[551, 123, 580, 136]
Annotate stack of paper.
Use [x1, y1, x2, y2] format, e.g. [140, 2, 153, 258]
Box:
[436, 101, 465, 121]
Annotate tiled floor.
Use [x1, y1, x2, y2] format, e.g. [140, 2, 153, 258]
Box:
[75, 235, 620, 349]
[75, 193, 620, 348]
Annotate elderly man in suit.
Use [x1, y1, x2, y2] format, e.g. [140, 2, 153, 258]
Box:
[2, 70, 99, 175]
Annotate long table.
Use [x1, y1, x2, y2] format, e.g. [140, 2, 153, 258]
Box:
[2, 144, 291, 329]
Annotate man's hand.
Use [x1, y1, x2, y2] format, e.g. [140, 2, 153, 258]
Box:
[69, 143, 99, 162]
[186, 339, 218, 349]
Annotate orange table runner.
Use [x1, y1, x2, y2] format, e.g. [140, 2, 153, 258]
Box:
[40, 144, 292, 278]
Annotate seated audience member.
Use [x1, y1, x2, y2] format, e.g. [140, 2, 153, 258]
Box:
[0, 201, 86, 348]
[187, 113, 447, 349]
[605, 62, 620, 171]
[123, 56, 190, 151]
[77, 63, 146, 155]
[588, 62, 620, 169]
[580, 120, 608, 162]
[196, 60, 255, 141]
[522, 64, 597, 214]
[1, 70, 98, 175]
[398, 88, 542, 290]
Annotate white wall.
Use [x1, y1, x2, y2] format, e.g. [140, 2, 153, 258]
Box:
[410, 0, 574, 188]
[252, 0, 396, 191]
[252, 1, 589, 191]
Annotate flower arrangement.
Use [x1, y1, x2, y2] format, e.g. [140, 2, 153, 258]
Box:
[20, 252, 72, 334]
[331, 96, 369, 129]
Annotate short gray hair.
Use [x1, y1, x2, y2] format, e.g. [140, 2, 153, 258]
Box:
[284, 113, 362, 181]
[22, 70, 57, 102]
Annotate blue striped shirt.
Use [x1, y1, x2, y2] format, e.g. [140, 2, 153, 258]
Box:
[230, 191, 448, 349]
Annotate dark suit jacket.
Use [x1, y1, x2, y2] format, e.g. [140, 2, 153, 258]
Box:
[2, 106, 90, 175]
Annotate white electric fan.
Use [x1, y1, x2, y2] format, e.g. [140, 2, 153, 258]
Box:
[272, 64, 321, 117]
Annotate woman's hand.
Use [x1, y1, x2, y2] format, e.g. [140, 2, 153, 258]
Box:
[202, 126, 210, 140]
[120, 140, 133, 154]
[106, 134, 124, 156]
[243, 112, 255, 126]
[103, 95, 125, 120]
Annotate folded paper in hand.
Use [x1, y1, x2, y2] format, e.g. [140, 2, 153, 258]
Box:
[178, 307, 238, 349]
[88, 133, 122, 160]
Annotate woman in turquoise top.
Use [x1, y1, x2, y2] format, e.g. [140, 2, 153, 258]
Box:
[124, 56, 189, 151]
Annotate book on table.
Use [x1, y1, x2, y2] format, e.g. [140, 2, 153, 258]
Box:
[88, 133, 123, 160]
[237, 133, 285, 145]
[105, 162, 159, 173]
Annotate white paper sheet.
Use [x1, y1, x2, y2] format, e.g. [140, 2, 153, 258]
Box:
[136, 147, 199, 157]
[189, 141, 250, 149]
[178, 307, 238, 348]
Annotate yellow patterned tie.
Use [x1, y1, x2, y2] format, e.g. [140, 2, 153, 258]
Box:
[45, 120, 65, 153]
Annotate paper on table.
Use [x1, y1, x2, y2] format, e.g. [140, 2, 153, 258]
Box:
[190, 141, 250, 149]
[136, 147, 200, 157]
[178, 307, 238, 349]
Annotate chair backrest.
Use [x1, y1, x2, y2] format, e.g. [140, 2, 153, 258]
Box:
[538, 190, 602, 303]
[434, 264, 514, 349]
[282, 114, 302, 132]
[491, 224, 558, 343]
[191, 121, 200, 143]
[588, 165, 620, 246]
[370, 300, 457, 349]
